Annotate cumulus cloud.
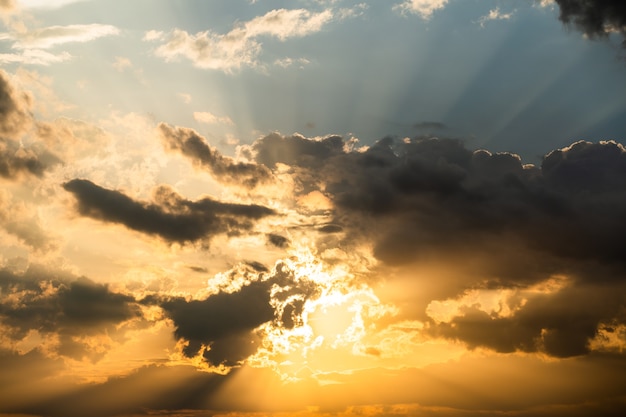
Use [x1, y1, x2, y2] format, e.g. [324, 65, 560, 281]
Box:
[553, 0, 626, 42]
[63, 178, 276, 244]
[250, 132, 626, 358]
[145, 8, 334, 71]
[158, 122, 272, 188]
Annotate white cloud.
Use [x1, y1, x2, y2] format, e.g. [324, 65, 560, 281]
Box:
[274, 57, 311, 68]
[146, 8, 336, 72]
[243, 8, 333, 40]
[0, 23, 119, 65]
[4, 24, 119, 49]
[143, 30, 164, 42]
[193, 111, 234, 126]
[477, 7, 514, 27]
[0, 49, 71, 65]
[393, 0, 449, 19]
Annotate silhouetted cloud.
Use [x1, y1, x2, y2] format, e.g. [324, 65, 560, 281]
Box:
[63, 179, 275, 244]
[554, 0, 626, 41]
[0, 265, 142, 360]
[147, 259, 321, 367]
[267, 233, 290, 248]
[158, 123, 271, 188]
[252, 132, 626, 358]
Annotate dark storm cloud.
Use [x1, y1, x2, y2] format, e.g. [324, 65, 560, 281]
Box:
[554, 0, 626, 41]
[253, 132, 626, 357]
[158, 122, 272, 188]
[63, 178, 275, 244]
[0, 265, 142, 360]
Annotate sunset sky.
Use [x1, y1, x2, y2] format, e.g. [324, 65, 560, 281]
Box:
[1, 0, 626, 416]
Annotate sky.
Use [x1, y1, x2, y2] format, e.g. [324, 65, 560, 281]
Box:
[0, 0, 626, 416]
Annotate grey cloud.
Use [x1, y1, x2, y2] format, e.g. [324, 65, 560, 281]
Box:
[267, 232, 290, 248]
[147, 260, 322, 367]
[554, 0, 626, 42]
[430, 282, 626, 357]
[158, 122, 272, 188]
[254, 132, 345, 169]
[253, 132, 626, 357]
[63, 178, 275, 244]
[157, 279, 274, 367]
[0, 266, 141, 360]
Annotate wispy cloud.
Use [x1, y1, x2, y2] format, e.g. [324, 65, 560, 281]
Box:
[0, 23, 119, 65]
[2, 24, 119, 49]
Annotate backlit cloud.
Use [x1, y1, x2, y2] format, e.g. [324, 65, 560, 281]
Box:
[158, 122, 272, 188]
[63, 179, 276, 244]
[393, 0, 449, 19]
[146, 8, 335, 71]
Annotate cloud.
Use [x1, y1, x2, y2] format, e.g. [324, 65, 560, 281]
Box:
[552, 0, 626, 41]
[0, 24, 119, 65]
[393, 0, 449, 19]
[477, 7, 515, 27]
[149, 258, 323, 368]
[63, 178, 276, 244]
[1, 23, 120, 49]
[0, 69, 31, 138]
[158, 122, 272, 188]
[0, 70, 60, 179]
[250, 132, 626, 358]
[155, 278, 275, 367]
[0, 49, 72, 65]
[192, 111, 233, 126]
[0, 265, 142, 360]
[0, 190, 56, 251]
[0, 0, 14, 12]
[145, 8, 334, 71]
